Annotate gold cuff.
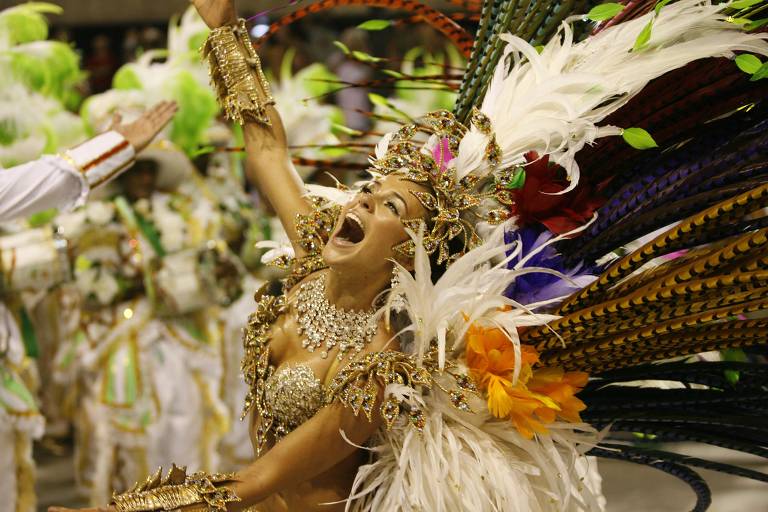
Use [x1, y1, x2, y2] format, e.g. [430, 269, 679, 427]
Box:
[111, 465, 241, 512]
[202, 19, 274, 126]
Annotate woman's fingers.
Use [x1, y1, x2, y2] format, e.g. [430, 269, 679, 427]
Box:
[112, 101, 178, 152]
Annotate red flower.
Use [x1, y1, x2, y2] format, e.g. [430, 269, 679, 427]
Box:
[509, 152, 606, 235]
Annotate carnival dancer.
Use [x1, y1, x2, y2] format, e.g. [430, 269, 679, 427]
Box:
[53, 0, 768, 510]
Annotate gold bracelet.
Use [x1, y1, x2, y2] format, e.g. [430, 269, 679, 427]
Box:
[111, 465, 241, 512]
[202, 19, 275, 126]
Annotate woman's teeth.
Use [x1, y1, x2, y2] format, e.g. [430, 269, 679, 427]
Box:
[348, 213, 364, 234]
[335, 212, 365, 245]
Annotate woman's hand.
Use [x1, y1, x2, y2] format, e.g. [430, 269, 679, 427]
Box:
[191, 0, 238, 29]
[112, 101, 178, 153]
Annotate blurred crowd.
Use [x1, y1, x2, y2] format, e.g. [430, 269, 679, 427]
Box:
[53, 15, 456, 125]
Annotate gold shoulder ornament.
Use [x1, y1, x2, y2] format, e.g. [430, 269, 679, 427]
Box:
[325, 349, 478, 431]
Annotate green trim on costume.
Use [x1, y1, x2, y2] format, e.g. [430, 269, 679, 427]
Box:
[18, 307, 39, 359]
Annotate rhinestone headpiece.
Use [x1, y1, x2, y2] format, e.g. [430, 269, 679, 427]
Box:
[370, 109, 516, 266]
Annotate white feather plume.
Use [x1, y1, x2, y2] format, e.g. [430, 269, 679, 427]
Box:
[391, 223, 561, 371]
[345, 390, 602, 512]
[352, 222, 612, 511]
[304, 183, 355, 206]
[456, 0, 768, 192]
[256, 240, 295, 266]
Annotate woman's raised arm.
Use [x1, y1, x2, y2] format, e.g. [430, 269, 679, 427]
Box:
[193, 0, 314, 256]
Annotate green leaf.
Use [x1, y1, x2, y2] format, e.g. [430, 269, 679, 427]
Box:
[190, 145, 216, 158]
[27, 207, 58, 227]
[357, 19, 392, 31]
[382, 69, 406, 78]
[727, 17, 751, 25]
[750, 62, 768, 81]
[723, 348, 748, 386]
[534, 45, 545, 54]
[320, 146, 351, 157]
[296, 62, 339, 97]
[586, 3, 625, 21]
[729, 0, 763, 9]
[179, 318, 206, 343]
[735, 54, 763, 74]
[331, 123, 363, 137]
[654, 0, 674, 16]
[333, 40, 351, 55]
[745, 18, 768, 31]
[633, 19, 654, 52]
[505, 169, 526, 190]
[352, 50, 385, 63]
[368, 93, 390, 108]
[622, 127, 658, 150]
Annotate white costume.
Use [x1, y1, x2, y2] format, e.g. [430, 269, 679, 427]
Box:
[0, 132, 135, 222]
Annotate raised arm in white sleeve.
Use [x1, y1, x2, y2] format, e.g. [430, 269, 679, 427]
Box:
[0, 131, 135, 222]
[0, 100, 178, 223]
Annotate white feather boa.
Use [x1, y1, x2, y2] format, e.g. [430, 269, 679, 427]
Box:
[455, 0, 768, 191]
[343, 226, 603, 511]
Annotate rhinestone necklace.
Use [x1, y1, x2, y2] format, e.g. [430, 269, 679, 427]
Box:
[295, 274, 377, 360]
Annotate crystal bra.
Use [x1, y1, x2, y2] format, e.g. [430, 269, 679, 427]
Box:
[263, 364, 326, 440]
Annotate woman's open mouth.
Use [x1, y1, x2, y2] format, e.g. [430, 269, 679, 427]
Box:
[332, 212, 365, 247]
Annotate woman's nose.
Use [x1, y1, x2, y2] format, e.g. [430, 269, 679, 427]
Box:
[360, 195, 374, 212]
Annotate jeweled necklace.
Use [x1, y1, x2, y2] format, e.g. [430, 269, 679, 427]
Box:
[295, 274, 377, 360]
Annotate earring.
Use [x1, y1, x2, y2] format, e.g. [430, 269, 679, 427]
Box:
[389, 266, 406, 311]
[390, 266, 400, 290]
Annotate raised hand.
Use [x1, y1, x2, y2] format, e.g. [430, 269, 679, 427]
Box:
[191, 0, 238, 28]
[112, 101, 178, 153]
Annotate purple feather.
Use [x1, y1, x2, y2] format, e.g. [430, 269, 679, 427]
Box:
[504, 226, 596, 307]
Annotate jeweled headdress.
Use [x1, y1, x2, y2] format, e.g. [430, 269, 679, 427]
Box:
[369, 109, 517, 266]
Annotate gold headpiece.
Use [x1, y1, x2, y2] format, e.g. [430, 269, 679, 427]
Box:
[370, 109, 517, 266]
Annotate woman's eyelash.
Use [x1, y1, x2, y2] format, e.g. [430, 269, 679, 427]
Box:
[360, 185, 398, 214]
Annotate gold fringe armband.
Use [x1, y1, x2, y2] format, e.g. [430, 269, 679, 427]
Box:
[111, 465, 241, 512]
[202, 19, 274, 126]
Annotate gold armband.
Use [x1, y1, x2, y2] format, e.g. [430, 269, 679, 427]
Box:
[111, 465, 241, 512]
[202, 19, 274, 126]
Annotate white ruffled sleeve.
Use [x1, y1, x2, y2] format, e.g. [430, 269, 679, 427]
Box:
[0, 131, 135, 222]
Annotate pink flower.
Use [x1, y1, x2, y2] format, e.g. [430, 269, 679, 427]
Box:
[432, 137, 455, 173]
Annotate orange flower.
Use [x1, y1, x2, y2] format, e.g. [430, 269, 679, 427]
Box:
[465, 323, 589, 439]
[529, 368, 588, 423]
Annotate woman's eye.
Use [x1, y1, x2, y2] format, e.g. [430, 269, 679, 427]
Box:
[385, 201, 399, 215]
[361, 185, 373, 194]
